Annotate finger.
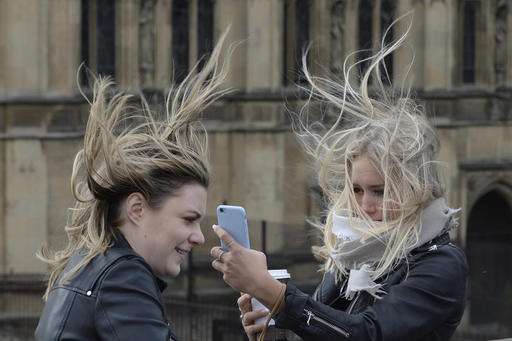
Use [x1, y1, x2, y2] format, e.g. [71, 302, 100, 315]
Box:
[210, 246, 225, 259]
[243, 309, 269, 326]
[237, 294, 252, 313]
[211, 259, 226, 273]
[212, 225, 239, 250]
[245, 323, 266, 337]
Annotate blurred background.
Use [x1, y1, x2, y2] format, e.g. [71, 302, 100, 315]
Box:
[0, 0, 511, 340]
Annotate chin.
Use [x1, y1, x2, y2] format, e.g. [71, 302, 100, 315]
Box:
[165, 265, 181, 277]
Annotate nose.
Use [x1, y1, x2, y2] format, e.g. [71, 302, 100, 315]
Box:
[189, 225, 205, 246]
[360, 193, 376, 216]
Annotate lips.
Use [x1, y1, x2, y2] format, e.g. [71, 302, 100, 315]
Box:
[175, 247, 189, 256]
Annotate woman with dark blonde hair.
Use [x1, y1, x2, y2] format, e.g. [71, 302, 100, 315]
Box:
[211, 26, 467, 341]
[35, 35, 231, 340]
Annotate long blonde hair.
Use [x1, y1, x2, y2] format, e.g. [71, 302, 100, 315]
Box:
[295, 23, 445, 279]
[38, 33, 232, 300]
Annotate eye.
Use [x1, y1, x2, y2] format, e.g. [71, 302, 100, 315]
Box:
[184, 217, 197, 224]
[373, 189, 384, 197]
[353, 186, 362, 194]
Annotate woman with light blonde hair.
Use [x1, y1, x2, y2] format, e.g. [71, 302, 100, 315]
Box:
[35, 35, 231, 341]
[211, 27, 467, 341]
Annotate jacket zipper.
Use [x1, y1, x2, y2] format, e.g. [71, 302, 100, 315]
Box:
[304, 309, 350, 338]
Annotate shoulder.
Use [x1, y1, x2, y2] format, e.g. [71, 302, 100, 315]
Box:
[412, 242, 467, 274]
[97, 256, 161, 297]
[407, 243, 468, 298]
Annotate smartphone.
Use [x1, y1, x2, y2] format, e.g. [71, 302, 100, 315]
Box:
[216, 205, 250, 250]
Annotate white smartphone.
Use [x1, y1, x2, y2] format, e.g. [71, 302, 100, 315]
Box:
[216, 205, 251, 250]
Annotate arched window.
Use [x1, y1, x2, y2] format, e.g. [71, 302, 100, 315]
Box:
[357, 0, 373, 75]
[172, 0, 190, 83]
[283, 0, 311, 85]
[467, 189, 512, 330]
[462, 0, 478, 83]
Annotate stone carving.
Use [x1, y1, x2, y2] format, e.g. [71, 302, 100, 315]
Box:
[330, 0, 346, 78]
[495, 0, 508, 85]
[139, 0, 156, 88]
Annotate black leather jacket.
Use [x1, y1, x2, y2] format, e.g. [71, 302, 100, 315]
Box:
[274, 233, 468, 341]
[35, 236, 177, 341]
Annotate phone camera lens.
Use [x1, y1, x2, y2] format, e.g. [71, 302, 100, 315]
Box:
[219, 208, 224, 213]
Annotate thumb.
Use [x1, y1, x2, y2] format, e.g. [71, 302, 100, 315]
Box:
[213, 225, 239, 250]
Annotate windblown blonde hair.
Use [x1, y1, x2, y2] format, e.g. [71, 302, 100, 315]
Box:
[295, 23, 444, 280]
[37, 33, 232, 300]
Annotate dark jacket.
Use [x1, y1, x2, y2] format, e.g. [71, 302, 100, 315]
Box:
[35, 236, 177, 341]
[274, 233, 468, 341]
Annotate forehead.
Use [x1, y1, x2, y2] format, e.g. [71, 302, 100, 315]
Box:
[160, 183, 207, 213]
[350, 157, 383, 186]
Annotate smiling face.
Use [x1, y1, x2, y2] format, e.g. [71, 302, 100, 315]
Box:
[122, 183, 207, 277]
[350, 156, 385, 221]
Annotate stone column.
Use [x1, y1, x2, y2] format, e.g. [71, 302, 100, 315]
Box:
[393, 0, 425, 89]
[0, 0, 51, 274]
[478, 0, 493, 85]
[189, 0, 198, 69]
[5, 140, 48, 273]
[246, 0, 283, 91]
[310, 0, 331, 77]
[0, 138, 5, 273]
[344, 0, 359, 84]
[1, 0, 49, 95]
[116, 0, 140, 89]
[139, 0, 157, 89]
[215, 0, 248, 89]
[423, 0, 456, 90]
[0, 0, 4, 96]
[155, 0, 172, 89]
[48, 0, 81, 95]
[329, 0, 347, 78]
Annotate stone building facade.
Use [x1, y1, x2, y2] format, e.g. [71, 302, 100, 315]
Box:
[0, 0, 511, 339]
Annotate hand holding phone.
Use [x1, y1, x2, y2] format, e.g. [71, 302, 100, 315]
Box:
[216, 205, 250, 250]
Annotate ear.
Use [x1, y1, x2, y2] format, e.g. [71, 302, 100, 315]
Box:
[125, 192, 148, 227]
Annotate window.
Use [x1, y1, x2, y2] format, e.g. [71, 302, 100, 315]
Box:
[197, 0, 215, 70]
[96, 0, 116, 78]
[462, 0, 477, 83]
[80, 0, 90, 85]
[380, 0, 394, 82]
[80, 0, 116, 83]
[283, 0, 311, 85]
[172, 0, 190, 83]
[357, 0, 373, 75]
[357, 0, 395, 82]
[495, 0, 508, 86]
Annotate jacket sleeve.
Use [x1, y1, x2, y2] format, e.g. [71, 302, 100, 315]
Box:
[94, 258, 175, 341]
[274, 245, 468, 341]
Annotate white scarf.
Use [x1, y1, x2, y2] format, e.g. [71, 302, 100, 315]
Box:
[330, 198, 460, 300]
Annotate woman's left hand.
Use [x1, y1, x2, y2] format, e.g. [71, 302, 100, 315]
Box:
[210, 225, 272, 296]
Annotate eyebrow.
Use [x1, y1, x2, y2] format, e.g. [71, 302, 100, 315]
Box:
[353, 184, 384, 189]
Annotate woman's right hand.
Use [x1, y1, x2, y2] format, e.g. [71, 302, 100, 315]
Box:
[237, 293, 269, 341]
